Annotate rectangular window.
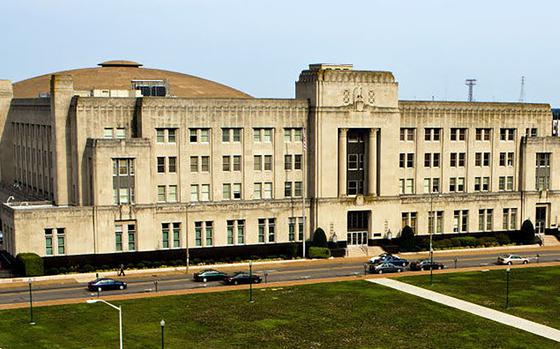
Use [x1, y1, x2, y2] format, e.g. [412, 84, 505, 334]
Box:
[294, 154, 302, 169]
[289, 217, 296, 241]
[115, 225, 122, 252]
[407, 153, 414, 168]
[264, 129, 272, 143]
[264, 155, 272, 171]
[268, 218, 275, 242]
[500, 128, 515, 141]
[285, 155, 292, 170]
[400, 128, 415, 141]
[189, 129, 197, 143]
[258, 218, 266, 242]
[405, 179, 414, 194]
[237, 220, 245, 244]
[195, 221, 202, 246]
[475, 128, 491, 141]
[128, 224, 136, 251]
[227, 220, 234, 245]
[200, 184, 210, 201]
[478, 209, 493, 231]
[536, 153, 551, 190]
[157, 157, 166, 173]
[104, 128, 113, 139]
[399, 179, 405, 194]
[450, 153, 457, 167]
[201, 156, 210, 172]
[45, 228, 53, 255]
[233, 155, 241, 171]
[156, 129, 165, 143]
[168, 185, 178, 202]
[233, 183, 242, 199]
[223, 156, 231, 171]
[205, 221, 213, 246]
[223, 183, 231, 200]
[222, 128, 230, 143]
[294, 181, 302, 197]
[191, 184, 199, 202]
[162, 223, 170, 248]
[157, 185, 166, 202]
[254, 155, 262, 171]
[264, 182, 272, 199]
[113, 158, 135, 205]
[233, 128, 241, 142]
[173, 222, 180, 248]
[168, 129, 176, 143]
[254, 182, 262, 199]
[168, 157, 177, 173]
[253, 128, 262, 142]
[57, 228, 65, 255]
[450, 128, 466, 141]
[190, 156, 198, 172]
[284, 181, 292, 197]
[200, 129, 209, 143]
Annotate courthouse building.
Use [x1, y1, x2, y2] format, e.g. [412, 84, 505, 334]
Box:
[0, 60, 558, 262]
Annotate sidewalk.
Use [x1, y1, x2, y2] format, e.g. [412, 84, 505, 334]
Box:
[368, 278, 560, 343]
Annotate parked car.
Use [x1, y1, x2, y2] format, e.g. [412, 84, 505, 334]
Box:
[497, 254, 530, 265]
[193, 269, 227, 282]
[223, 272, 262, 285]
[379, 255, 409, 267]
[368, 262, 404, 274]
[410, 259, 445, 271]
[368, 252, 392, 264]
[87, 278, 127, 292]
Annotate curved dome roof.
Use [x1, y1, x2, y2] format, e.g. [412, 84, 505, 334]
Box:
[12, 60, 252, 99]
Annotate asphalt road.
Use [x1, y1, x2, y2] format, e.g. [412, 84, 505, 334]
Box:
[1, 249, 560, 305]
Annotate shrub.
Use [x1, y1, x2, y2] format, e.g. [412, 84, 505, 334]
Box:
[46, 268, 59, 275]
[136, 262, 145, 269]
[496, 233, 511, 245]
[80, 264, 95, 273]
[330, 248, 346, 258]
[312, 228, 328, 248]
[457, 236, 477, 247]
[16, 253, 44, 277]
[58, 267, 68, 274]
[449, 238, 462, 248]
[288, 242, 299, 258]
[434, 239, 452, 249]
[308, 247, 331, 259]
[477, 237, 498, 247]
[520, 219, 536, 244]
[398, 226, 416, 251]
[100, 265, 110, 271]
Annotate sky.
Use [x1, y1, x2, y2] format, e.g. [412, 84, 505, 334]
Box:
[1, 0, 559, 106]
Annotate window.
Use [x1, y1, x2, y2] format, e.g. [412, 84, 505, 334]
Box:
[189, 129, 197, 143]
[200, 129, 209, 143]
[190, 156, 198, 172]
[348, 180, 364, 196]
[190, 128, 209, 143]
[195, 222, 202, 246]
[115, 225, 122, 251]
[223, 184, 231, 200]
[424, 128, 441, 141]
[399, 179, 405, 194]
[237, 220, 245, 244]
[233, 155, 241, 171]
[254, 183, 262, 199]
[499, 152, 514, 167]
[264, 155, 272, 171]
[475, 153, 491, 167]
[56, 228, 65, 255]
[401, 212, 417, 232]
[474, 177, 490, 192]
[404, 179, 414, 194]
[423, 178, 440, 193]
[453, 210, 469, 232]
[253, 128, 262, 142]
[478, 209, 493, 231]
[156, 128, 176, 143]
[254, 155, 262, 171]
[168, 157, 177, 173]
[536, 153, 551, 190]
[170, 222, 180, 248]
[294, 181, 302, 197]
[205, 221, 213, 246]
[450, 153, 465, 167]
[227, 220, 234, 245]
[258, 218, 266, 242]
[499, 176, 514, 191]
[223, 156, 231, 171]
[428, 211, 444, 234]
[201, 156, 210, 172]
[475, 128, 491, 141]
[525, 128, 538, 137]
[399, 153, 414, 168]
[285, 155, 292, 170]
[264, 129, 272, 143]
[503, 208, 518, 230]
[424, 153, 440, 167]
[284, 181, 292, 197]
[45, 228, 53, 255]
[222, 128, 242, 143]
[294, 155, 302, 169]
[254, 181, 273, 200]
[128, 224, 136, 251]
[168, 185, 178, 202]
[113, 158, 135, 205]
[285, 128, 303, 142]
[233, 183, 241, 199]
[450, 128, 466, 141]
[157, 157, 166, 173]
[289, 217, 296, 241]
[500, 128, 515, 141]
[268, 218, 275, 242]
[191, 184, 199, 201]
[400, 128, 415, 141]
[157, 129, 165, 143]
[200, 184, 210, 201]
[449, 177, 465, 192]
[157, 185, 166, 202]
[253, 128, 273, 143]
[162, 223, 170, 248]
[168, 129, 176, 143]
[104, 128, 113, 139]
[264, 182, 272, 199]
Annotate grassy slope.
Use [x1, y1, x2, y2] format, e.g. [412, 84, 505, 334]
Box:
[402, 266, 560, 330]
[0, 281, 556, 348]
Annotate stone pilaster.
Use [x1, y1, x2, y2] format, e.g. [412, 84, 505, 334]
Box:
[368, 128, 377, 196]
[338, 128, 347, 197]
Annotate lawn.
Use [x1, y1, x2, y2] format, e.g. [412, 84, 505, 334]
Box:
[0, 280, 556, 348]
[401, 265, 560, 330]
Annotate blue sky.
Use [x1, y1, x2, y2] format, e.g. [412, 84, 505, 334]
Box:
[1, 1, 558, 105]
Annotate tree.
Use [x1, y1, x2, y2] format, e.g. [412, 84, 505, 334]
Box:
[520, 219, 536, 244]
[398, 225, 416, 251]
[312, 228, 328, 248]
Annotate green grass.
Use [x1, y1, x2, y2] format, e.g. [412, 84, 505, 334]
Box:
[401, 266, 560, 330]
[0, 281, 557, 348]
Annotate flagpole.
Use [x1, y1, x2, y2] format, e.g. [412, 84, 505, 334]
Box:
[302, 128, 307, 259]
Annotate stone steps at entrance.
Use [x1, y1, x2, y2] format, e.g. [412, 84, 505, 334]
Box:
[543, 235, 560, 247]
[345, 245, 385, 257]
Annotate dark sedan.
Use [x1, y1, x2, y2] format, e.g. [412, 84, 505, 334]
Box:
[379, 255, 409, 267]
[410, 259, 445, 271]
[223, 272, 262, 285]
[368, 262, 404, 274]
[87, 278, 127, 292]
[193, 269, 227, 282]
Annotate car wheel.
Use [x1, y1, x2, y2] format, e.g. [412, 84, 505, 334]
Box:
[439, 266, 443, 270]
[397, 269, 402, 273]
[523, 260, 528, 264]
[507, 261, 512, 265]
[202, 278, 207, 283]
[119, 285, 124, 290]
[378, 270, 383, 274]
[97, 287, 102, 292]
[234, 280, 238, 285]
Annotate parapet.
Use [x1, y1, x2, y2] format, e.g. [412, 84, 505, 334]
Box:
[0, 80, 13, 98]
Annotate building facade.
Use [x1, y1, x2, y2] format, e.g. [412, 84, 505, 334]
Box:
[0, 61, 558, 261]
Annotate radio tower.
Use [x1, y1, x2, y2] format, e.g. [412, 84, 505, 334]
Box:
[465, 79, 477, 102]
[518, 76, 525, 102]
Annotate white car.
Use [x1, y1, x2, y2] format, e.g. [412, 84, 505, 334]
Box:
[368, 253, 393, 264]
[497, 254, 530, 265]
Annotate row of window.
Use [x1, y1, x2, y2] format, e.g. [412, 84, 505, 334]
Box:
[187, 154, 302, 173]
[156, 128, 304, 144]
[402, 208, 517, 234]
[400, 127, 537, 142]
[399, 152, 516, 168]
[399, 176, 516, 194]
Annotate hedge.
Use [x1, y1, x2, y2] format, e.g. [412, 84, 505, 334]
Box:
[16, 253, 44, 277]
[308, 247, 331, 259]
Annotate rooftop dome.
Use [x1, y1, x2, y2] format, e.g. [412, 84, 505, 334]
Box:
[12, 60, 252, 99]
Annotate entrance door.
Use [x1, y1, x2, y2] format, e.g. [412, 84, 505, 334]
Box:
[347, 211, 370, 245]
[536, 206, 547, 234]
[346, 231, 368, 245]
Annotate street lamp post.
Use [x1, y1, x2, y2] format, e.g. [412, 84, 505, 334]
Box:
[249, 261, 254, 303]
[28, 280, 35, 325]
[160, 319, 165, 349]
[185, 203, 194, 275]
[429, 191, 434, 286]
[87, 299, 123, 349]
[505, 268, 511, 309]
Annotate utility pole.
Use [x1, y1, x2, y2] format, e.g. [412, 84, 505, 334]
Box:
[465, 79, 477, 102]
[518, 76, 525, 102]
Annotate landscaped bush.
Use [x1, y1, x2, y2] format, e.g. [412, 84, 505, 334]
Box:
[398, 226, 416, 251]
[496, 233, 511, 245]
[308, 246, 331, 259]
[457, 236, 477, 247]
[46, 268, 59, 275]
[80, 264, 95, 273]
[16, 253, 44, 277]
[520, 219, 536, 244]
[288, 242, 299, 258]
[312, 228, 328, 248]
[477, 237, 498, 247]
[329, 248, 346, 258]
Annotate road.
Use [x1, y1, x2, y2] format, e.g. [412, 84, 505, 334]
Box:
[1, 248, 559, 306]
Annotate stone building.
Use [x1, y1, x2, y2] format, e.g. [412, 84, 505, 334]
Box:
[0, 61, 558, 263]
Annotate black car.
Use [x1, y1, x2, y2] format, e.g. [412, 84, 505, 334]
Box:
[193, 269, 227, 282]
[379, 255, 409, 267]
[368, 262, 404, 274]
[409, 259, 445, 271]
[87, 278, 127, 292]
[223, 272, 262, 285]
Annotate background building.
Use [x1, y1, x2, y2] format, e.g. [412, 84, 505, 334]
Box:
[0, 61, 558, 266]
